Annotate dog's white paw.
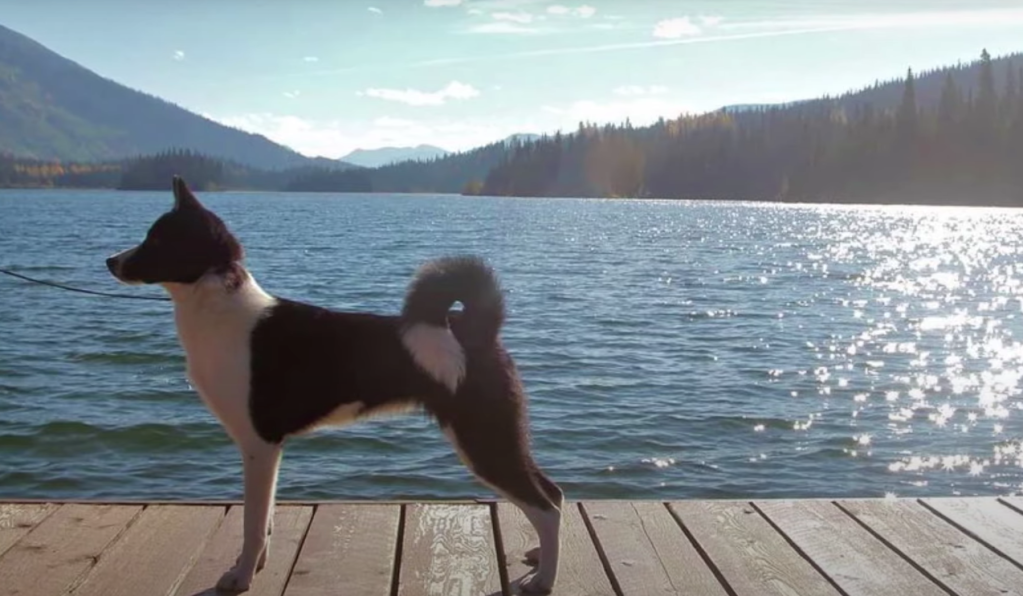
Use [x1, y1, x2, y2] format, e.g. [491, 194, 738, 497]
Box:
[523, 546, 541, 566]
[519, 570, 554, 595]
[216, 566, 253, 593]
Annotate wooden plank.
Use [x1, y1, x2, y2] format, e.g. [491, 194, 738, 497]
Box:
[839, 499, 1023, 595]
[0, 503, 57, 558]
[397, 503, 502, 596]
[69, 505, 225, 596]
[174, 505, 312, 596]
[755, 500, 946, 596]
[583, 501, 725, 596]
[0, 503, 140, 596]
[669, 501, 840, 596]
[498, 502, 614, 596]
[284, 504, 400, 596]
[922, 497, 1023, 567]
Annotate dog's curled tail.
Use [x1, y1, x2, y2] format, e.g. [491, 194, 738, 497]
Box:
[400, 256, 505, 391]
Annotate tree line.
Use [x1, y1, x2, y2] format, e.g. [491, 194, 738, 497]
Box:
[481, 50, 1023, 205]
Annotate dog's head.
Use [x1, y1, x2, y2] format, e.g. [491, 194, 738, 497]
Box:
[106, 176, 244, 286]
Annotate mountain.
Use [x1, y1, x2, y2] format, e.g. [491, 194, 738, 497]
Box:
[0, 24, 324, 169]
[340, 144, 450, 168]
[502, 133, 541, 145]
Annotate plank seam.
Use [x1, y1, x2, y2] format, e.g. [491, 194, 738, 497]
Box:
[749, 502, 852, 596]
[577, 502, 625, 596]
[164, 505, 231, 596]
[279, 504, 317, 596]
[488, 502, 511, 596]
[0, 502, 61, 559]
[389, 503, 407, 596]
[663, 502, 738, 596]
[997, 498, 1023, 516]
[631, 502, 683, 595]
[62, 504, 148, 596]
[832, 501, 958, 596]
[917, 499, 1023, 572]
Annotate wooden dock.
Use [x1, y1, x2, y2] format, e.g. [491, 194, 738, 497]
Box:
[1, 497, 1022, 595]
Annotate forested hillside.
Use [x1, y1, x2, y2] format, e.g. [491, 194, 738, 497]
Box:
[480, 50, 1023, 205]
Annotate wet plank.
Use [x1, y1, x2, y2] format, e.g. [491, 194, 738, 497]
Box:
[0, 503, 57, 558]
[584, 501, 725, 596]
[669, 500, 840, 596]
[175, 505, 313, 596]
[69, 504, 224, 596]
[756, 499, 946, 596]
[283, 503, 400, 596]
[838, 498, 1023, 595]
[498, 502, 614, 596]
[921, 497, 1023, 567]
[0, 503, 140, 596]
[397, 503, 501, 596]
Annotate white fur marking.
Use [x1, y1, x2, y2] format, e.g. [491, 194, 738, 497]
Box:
[402, 324, 465, 393]
[165, 272, 276, 445]
[317, 402, 364, 428]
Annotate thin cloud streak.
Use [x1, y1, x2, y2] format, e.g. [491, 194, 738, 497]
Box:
[410, 25, 872, 67]
[223, 9, 1023, 82]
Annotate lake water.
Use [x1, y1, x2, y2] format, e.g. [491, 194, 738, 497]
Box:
[1, 189, 1021, 501]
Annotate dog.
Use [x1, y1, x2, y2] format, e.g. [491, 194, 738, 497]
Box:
[106, 176, 563, 593]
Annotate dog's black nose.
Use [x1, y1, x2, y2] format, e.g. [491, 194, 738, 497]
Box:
[106, 256, 119, 275]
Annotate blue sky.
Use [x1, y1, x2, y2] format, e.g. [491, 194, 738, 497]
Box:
[3, 0, 1023, 158]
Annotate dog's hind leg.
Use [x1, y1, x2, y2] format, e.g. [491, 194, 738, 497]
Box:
[217, 439, 282, 593]
[442, 423, 562, 594]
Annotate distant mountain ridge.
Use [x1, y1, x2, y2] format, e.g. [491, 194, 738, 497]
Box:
[0, 24, 335, 169]
[340, 144, 450, 168]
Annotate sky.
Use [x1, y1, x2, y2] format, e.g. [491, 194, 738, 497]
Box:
[3, 0, 1023, 158]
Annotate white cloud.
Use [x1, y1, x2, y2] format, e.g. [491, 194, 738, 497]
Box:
[613, 85, 668, 96]
[213, 112, 530, 158]
[546, 4, 595, 18]
[283, 90, 301, 99]
[361, 80, 481, 106]
[172, 50, 185, 61]
[653, 17, 702, 38]
[467, 8, 483, 15]
[368, 6, 382, 14]
[699, 15, 723, 27]
[424, 0, 462, 6]
[303, 56, 319, 63]
[493, 11, 534, 23]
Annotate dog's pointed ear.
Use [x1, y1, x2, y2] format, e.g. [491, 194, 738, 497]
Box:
[172, 176, 203, 211]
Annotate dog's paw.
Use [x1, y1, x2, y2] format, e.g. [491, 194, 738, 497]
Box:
[523, 547, 541, 566]
[519, 571, 554, 595]
[216, 566, 253, 593]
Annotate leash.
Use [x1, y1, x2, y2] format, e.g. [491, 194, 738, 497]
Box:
[0, 268, 172, 302]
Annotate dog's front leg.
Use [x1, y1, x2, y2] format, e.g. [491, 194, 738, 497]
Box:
[217, 440, 282, 593]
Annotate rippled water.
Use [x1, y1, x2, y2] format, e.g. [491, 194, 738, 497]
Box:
[1, 189, 1021, 501]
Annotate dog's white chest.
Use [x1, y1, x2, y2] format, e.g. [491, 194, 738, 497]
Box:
[171, 279, 275, 444]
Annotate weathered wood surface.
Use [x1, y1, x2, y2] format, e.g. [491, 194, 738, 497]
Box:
[0, 497, 1019, 596]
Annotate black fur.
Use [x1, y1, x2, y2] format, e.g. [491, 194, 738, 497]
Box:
[106, 176, 243, 285]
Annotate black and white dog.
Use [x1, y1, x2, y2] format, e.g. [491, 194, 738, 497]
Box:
[106, 177, 562, 593]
